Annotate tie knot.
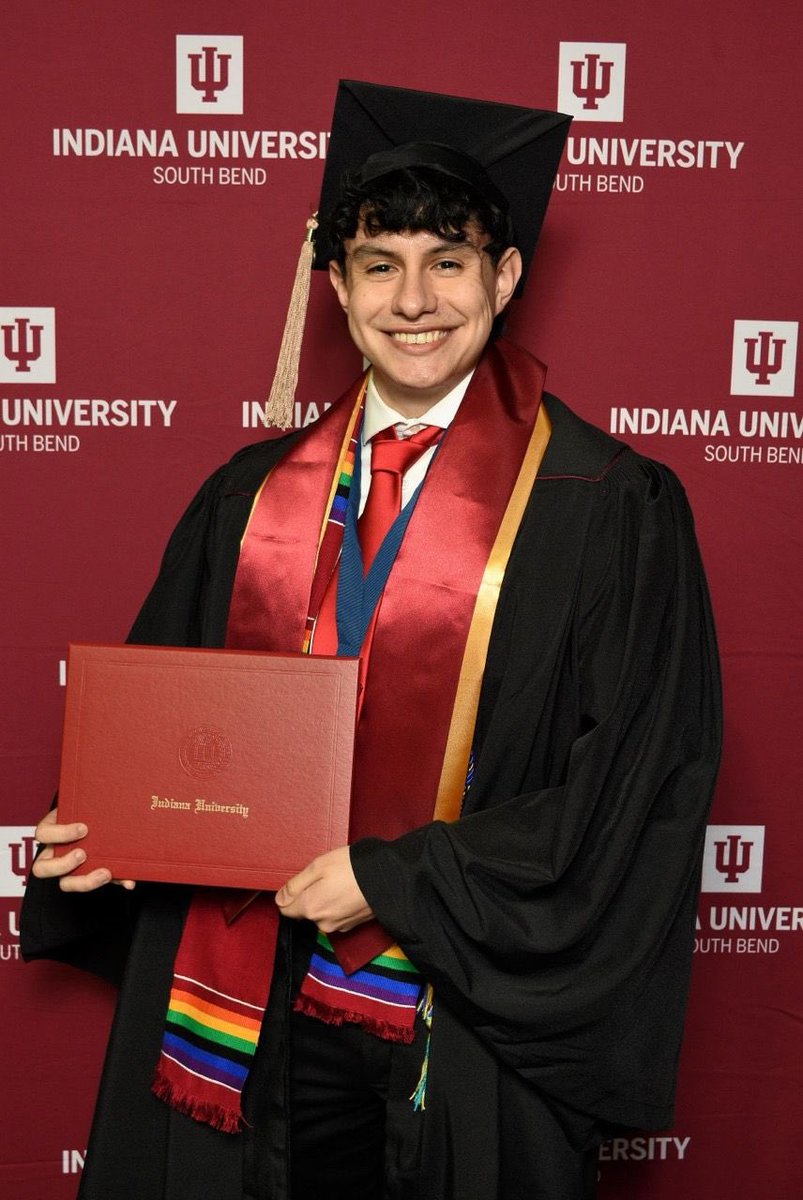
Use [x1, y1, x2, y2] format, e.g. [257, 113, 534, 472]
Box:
[369, 424, 442, 475]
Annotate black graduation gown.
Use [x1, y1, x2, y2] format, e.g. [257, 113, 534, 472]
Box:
[21, 388, 721, 1200]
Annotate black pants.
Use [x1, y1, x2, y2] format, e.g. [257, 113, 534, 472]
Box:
[285, 927, 597, 1200]
[288, 1007, 426, 1200]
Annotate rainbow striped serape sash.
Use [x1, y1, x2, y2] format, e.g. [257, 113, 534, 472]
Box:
[295, 931, 423, 1042]
[152, 890, 278, 1132]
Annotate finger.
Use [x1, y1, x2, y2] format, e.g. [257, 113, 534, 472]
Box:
[59, 868, 113, 893]
[31, 846, 88, 879]
[35, 809, 59, 834]
[282, 880, 340, 926]
[112, 879, 137, 890]
[35, 816, 88, 846]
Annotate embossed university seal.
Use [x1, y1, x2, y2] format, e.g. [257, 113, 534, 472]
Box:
[179, 727, 233, 779]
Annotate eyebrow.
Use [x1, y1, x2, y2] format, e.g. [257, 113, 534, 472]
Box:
[349, 239, 477, 262]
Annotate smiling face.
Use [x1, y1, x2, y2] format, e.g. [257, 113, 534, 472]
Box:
[329, 224, 522, 418]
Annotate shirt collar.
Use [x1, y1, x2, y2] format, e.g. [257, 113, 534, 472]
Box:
[363, 370, 474, 442]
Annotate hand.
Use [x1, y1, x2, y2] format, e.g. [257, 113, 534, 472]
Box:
[31, 809, 136, 892]
[275, 846, 373, 934]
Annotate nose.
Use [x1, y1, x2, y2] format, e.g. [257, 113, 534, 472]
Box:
[391, 264, 437, 320]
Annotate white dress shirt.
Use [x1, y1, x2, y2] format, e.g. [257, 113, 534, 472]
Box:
[359, 371, 474, 515]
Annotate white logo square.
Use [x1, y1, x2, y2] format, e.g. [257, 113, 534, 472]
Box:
[730, 320, 798, 397]
[558, 42, 627, 122]
[176, 35, 243, 115]
[0, 827, 37, 897]
[0, 307, 56, 384]
[701, 825, 765, 893]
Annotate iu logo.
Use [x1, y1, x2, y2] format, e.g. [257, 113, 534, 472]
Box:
[701, 825, 765, 893]
[3, 317, 42, 371]
[0, 307, 56, 384]
[176, 35, 244, 115]
[730, 320, 799, 397]
[189, 46, 231, 104]
[558, 42, 627, 122]
[0, 827, 37, 897]
[572, 54, 614, 111]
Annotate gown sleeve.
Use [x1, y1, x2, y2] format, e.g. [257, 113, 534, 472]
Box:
[350, 455, 722, 1132]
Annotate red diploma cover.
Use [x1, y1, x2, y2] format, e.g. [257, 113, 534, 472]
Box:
[55, 643, 358, 890]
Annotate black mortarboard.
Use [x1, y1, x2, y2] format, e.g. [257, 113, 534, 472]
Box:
[265, 80, 570, 427]
[314, 79, 572, 287]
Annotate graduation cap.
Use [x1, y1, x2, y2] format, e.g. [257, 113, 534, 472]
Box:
[265, 80, 571, 427]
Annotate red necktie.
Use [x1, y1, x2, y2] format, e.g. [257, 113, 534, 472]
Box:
[358, 424, 443, 572]
[312, 423, 442, 657]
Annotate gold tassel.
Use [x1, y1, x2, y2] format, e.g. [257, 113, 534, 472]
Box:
[263, 213, 319, 429]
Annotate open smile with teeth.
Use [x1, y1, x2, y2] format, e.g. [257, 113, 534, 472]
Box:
[390, 330, 450, 345]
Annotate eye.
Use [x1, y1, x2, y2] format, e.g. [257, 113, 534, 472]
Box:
[433, 258, 463, 272]
[364, 262, 395, 276]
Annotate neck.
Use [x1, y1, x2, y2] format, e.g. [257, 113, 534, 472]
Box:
[371, 370, 475, 420]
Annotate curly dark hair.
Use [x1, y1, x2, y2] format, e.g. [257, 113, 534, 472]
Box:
[327, 165, 515, 270]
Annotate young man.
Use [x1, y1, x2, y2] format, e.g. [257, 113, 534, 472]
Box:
[23, 82, 721, 1200]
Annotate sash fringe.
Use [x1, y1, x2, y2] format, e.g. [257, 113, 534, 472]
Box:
[293, 992, 417, 1044]
[151, 1070, 244, 1134]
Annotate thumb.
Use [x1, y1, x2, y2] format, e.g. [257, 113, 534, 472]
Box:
[275, 869, 307, 907]
[275, 856, 325, 907]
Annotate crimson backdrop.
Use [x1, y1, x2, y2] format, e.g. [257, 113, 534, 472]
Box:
[2, 1, 800, 1196]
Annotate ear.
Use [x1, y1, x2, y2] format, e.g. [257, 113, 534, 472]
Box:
[329, 261, 350, 313]
[493, 247, 523, 316]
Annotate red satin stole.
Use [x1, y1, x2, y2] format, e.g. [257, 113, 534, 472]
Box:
[226, 339, 548, 970]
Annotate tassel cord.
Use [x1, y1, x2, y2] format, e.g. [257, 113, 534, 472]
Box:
[264, 214, 319, 429]
[410, 984, 434, 1112]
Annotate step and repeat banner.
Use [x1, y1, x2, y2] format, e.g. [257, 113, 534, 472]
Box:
[2, 1, 800, 1196]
